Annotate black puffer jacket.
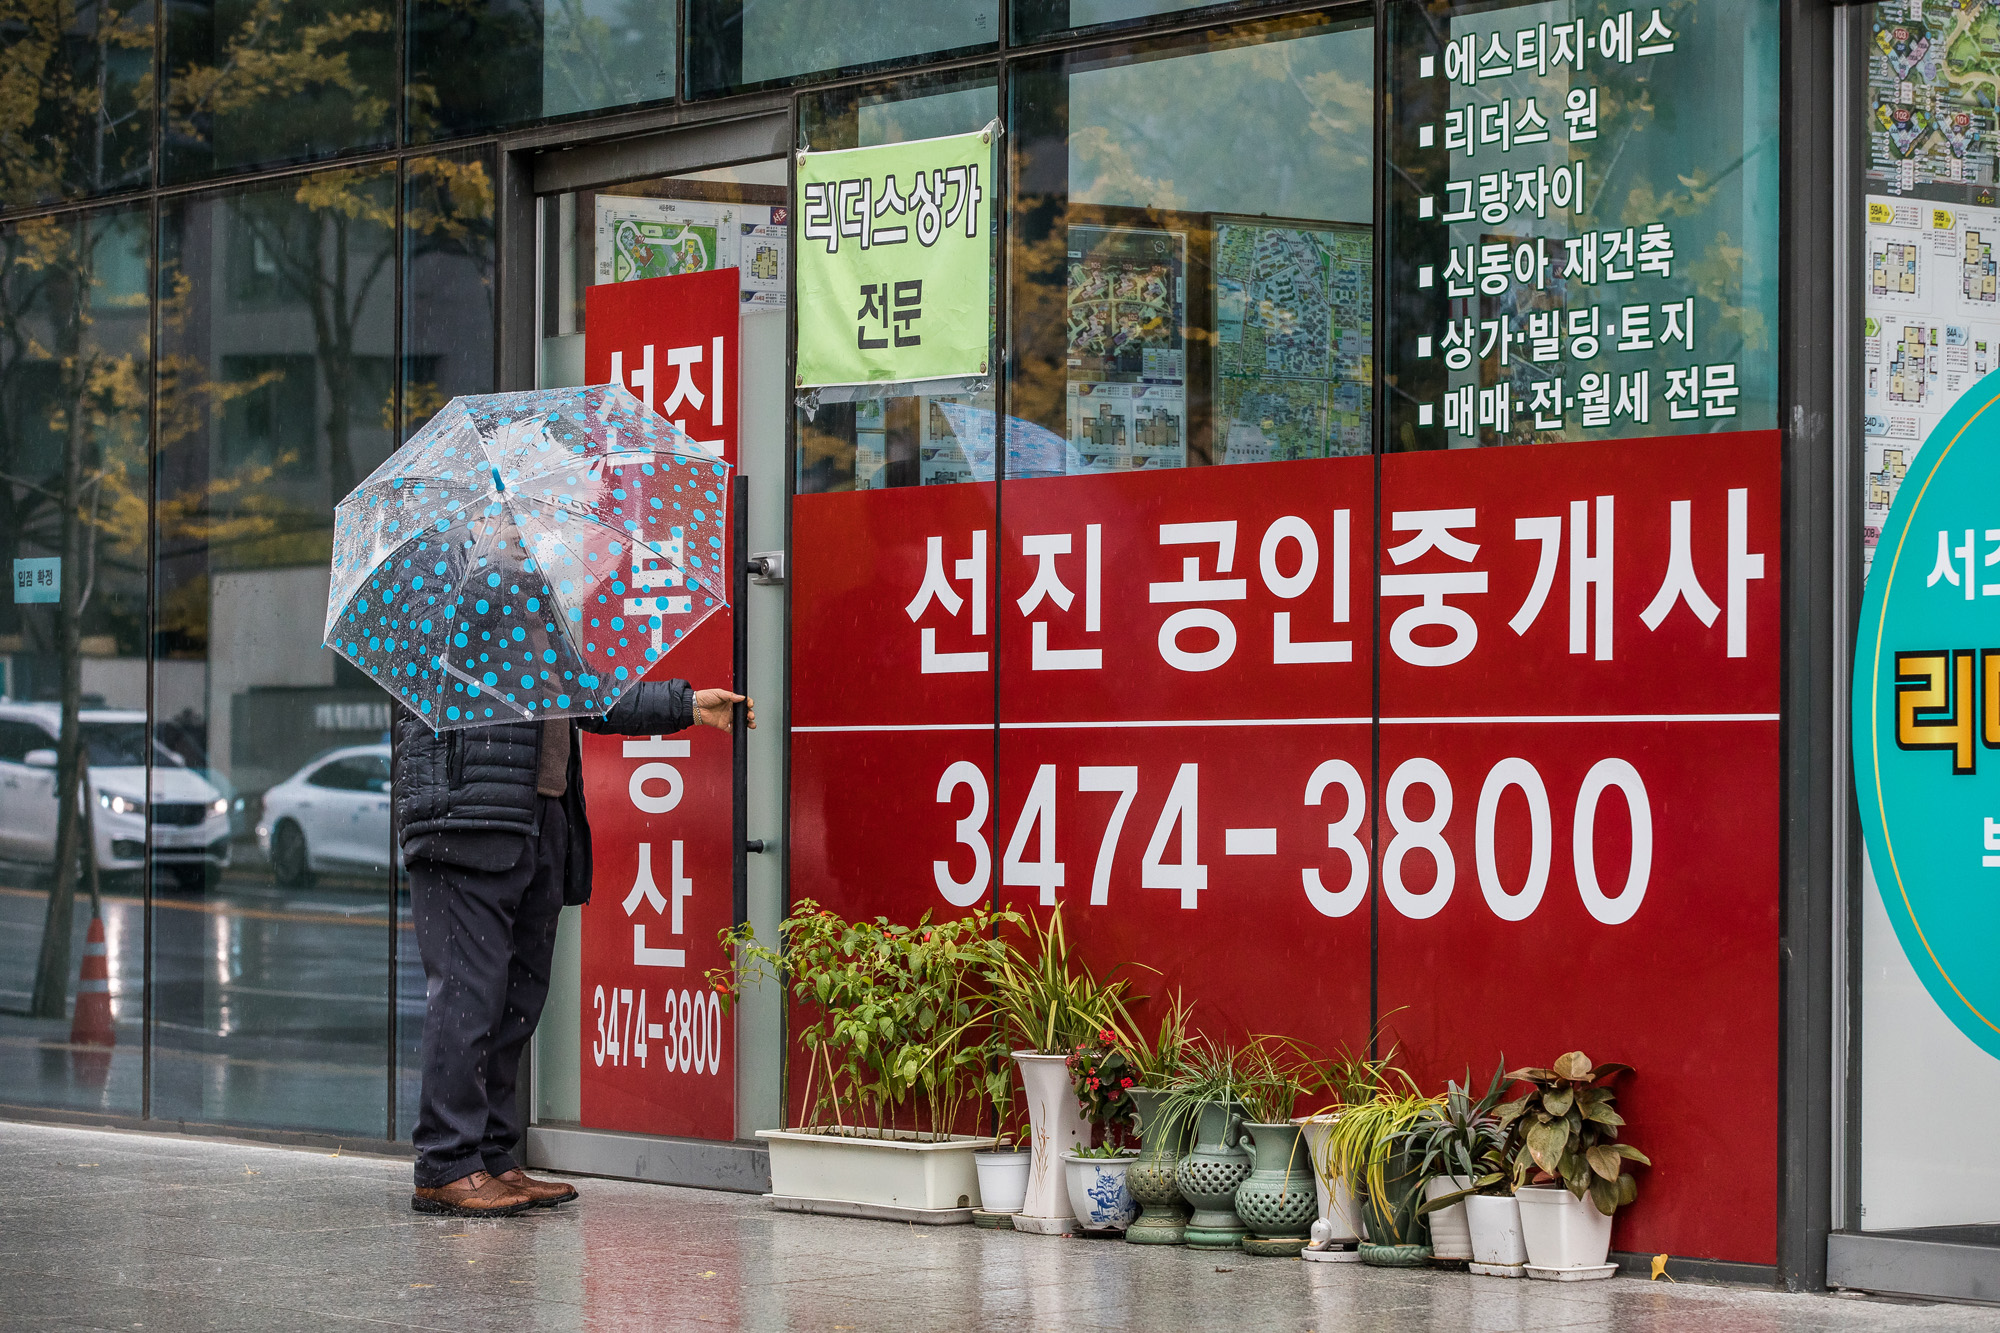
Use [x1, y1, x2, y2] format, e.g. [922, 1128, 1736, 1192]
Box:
[392, 679, 693, 905]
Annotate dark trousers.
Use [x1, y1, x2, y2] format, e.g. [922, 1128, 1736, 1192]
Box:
[409, 797, 567, 1188]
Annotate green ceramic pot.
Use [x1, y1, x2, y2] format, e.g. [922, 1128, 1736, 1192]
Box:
[1234, 1122, 1317, 1256]
[1125, 1088, 1192, 1246]
[1173, 1098, 1251, 1250]
[1357, 1242, 1433, 1267]
[1358, 1142, 1432, 1263]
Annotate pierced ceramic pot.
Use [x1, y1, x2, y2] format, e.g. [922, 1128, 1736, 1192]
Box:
[1125, 1088, 1193, 1246]
[1233, 1122, 1318, 1257]
[1062, 1153, 1140, 1232]
[1174, 1098, 1252, 1250]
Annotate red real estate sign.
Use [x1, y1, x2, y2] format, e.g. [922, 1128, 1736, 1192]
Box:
[578, 268, 739, 1141]
[790, 429, 1781, 1263]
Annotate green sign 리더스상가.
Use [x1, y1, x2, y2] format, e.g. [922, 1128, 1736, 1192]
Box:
[1855, 366, 2000, 1060]
[795, 126, 994, 389]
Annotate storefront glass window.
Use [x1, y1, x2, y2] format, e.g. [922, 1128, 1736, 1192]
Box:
[1009, 15, 1375, 471]
[1384, 0, 1779, 450]
[0, 206, 151, 1116]
[1011, 0, 1269, 46]
[686, 0, 997, 100]
[795, 71, 1001, 493]
[0, 0, 155, 208]
[153, 167, 398, 1136]
[162, 0, 396, 184]
[404, 0, 675, 142]
[1853, 0, 2000, 1235]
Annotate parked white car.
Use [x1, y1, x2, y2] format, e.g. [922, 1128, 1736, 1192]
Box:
[256, 745, 393, 885]
[0, 702, 231, 889]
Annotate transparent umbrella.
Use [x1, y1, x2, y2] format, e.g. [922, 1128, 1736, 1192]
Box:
[324, 384, 730, 731]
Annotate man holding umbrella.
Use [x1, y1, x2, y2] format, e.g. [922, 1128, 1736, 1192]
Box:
[323, 385, 752, 1217]
[393, 683, 750, 1217]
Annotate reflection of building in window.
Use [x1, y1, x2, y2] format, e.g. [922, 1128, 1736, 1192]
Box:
[1965, 229, 1997, 301]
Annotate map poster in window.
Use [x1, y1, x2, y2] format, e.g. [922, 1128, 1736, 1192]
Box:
[1066, 224, 1187, 387]
[1211, 217, 1374, 464]
[595, 197, 739, 284]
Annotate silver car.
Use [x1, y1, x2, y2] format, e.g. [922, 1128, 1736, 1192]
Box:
[0, 702, 231, 890]
[255, 745, 394, 886]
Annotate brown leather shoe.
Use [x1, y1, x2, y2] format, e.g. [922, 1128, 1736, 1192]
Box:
[411, 1169, 534, 1217]
[494, 1168, 579, 1207]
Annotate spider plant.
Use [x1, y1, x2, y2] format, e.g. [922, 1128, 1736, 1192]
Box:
[1118, 989, 1195, 1087]
[984, 901, 1143, 1055]
[1322, 1090, 1441, 1245]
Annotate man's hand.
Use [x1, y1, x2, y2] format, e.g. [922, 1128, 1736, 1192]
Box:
[694, 688, 753, 733]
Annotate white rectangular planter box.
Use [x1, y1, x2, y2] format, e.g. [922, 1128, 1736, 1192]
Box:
[758, 1128, 999, 1224]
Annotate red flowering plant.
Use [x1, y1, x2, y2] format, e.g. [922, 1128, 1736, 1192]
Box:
[1068, 1027, 1139, 1146]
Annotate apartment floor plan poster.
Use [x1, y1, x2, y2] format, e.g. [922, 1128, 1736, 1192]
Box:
[1863, 193, 2000, 566]
[1211, 218, 1373, 463]
[1865, 0, 1999, 196]
[1064, 381, 1185, 474]
[740, 214, 787, 307]
[595, 197, 737, 284]
[920, 391, 999, 486]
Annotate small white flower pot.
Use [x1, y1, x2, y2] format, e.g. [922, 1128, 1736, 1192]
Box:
[1465, 1194, 1529, 1277]
[974, 1149, 1032, 1214]
[1062, 1152, 1140, 1232]
[1516, 1185, 1615, 1280]
[1423, 1175, 1475, 1260]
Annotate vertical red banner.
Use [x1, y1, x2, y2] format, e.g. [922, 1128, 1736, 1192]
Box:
[578, 269, 739, 1139]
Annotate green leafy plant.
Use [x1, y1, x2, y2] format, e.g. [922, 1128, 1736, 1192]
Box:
[709, 899, 1020, 1141]
[1070, 1140, 1134, 1160]
[1151, 1034, 1256, 1149]
[1406, 1062, 1510, 1216]
[1304, 1036, 1406, 1110]
[1235, 1036, 1317, 1126]
[984, 902, 1143, 1055]
[1495, 1051, 1652, 1216]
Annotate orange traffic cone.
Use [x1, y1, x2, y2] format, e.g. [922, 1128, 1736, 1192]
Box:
[70, 914, 114, 1047]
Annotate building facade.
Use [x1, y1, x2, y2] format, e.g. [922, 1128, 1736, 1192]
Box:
[0, 0, 1979, 1301]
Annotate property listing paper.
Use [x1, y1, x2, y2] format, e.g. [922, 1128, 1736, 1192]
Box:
[1064, 224, 1188, 474]
[594, 196, 789, 307]
[1859, 1, 2000, 568]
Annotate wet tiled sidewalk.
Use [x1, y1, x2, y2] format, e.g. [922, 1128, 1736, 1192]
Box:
[1, 1120, 1993, 1332]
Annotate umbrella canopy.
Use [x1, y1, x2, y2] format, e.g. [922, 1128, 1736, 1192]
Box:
[325, 385, 730, 732]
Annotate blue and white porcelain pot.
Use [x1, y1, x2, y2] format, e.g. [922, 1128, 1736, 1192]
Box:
[1061, 1152, 1141, 1232]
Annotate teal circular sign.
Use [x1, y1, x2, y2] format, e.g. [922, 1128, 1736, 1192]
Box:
[1855, 370, 2000, 1060]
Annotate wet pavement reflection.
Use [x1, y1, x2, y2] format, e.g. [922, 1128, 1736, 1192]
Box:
[0, 861, 421, 1136]
[2, 1121, 1992, 1333]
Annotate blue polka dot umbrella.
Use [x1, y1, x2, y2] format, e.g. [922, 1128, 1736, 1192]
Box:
[324, 385, 731, 731]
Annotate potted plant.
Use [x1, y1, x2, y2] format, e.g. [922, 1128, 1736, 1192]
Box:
[1495, 1051, 1651, 1280]
[1296, 1043, 1401, 1260]
[1120, 992, 1196, 1245]
[1322, 1084, 1441, 1266]
[1159, 1037, 1261, 1251]
[984, 904, 1141, 1235]
[973, 1096, 1032, 1220]
[710, 899, 1011, 1223]
[1231, 1039, 1320, 1257]
[1061, 1035, 1140, 1232]
[1405, 1063, 1508, 1265]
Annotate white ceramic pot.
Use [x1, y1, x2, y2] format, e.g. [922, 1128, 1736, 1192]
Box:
[1516, 1185, 1614, 1275]
[1062, 1153, 1140, 1231]
[1423, 1175, 1475, 1260]
[1292, 1114, 1362, 1242]
[974, 1149, 1032, 1213]
[1012, 1051, 1087, 1233]
[757, 1128, 999, 1221]
[1465, 1194, 1529, 1276]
